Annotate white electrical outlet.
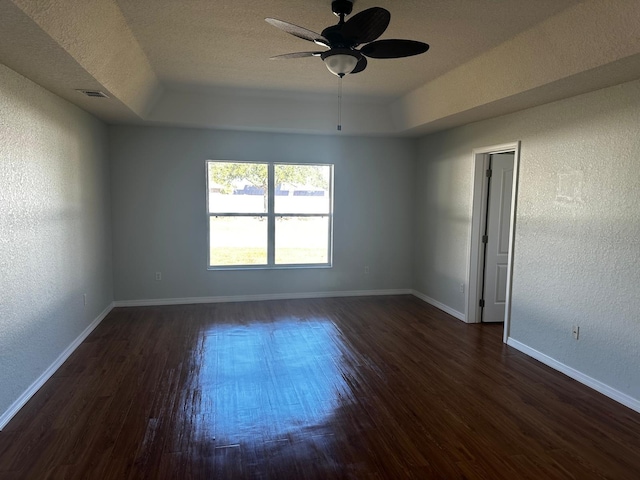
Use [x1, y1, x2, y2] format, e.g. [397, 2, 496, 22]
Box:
[155, 272, 162, 281]
[364, 266, 370, 275]
[459, 283, 465, 293]
[83, 293, 87, 306]
[572, 325, 580, 340]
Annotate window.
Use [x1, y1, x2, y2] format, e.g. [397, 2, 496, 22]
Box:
[207, 161, 333, 269]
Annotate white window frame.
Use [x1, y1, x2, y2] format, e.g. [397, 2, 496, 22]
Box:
[206, 160, 334, 270]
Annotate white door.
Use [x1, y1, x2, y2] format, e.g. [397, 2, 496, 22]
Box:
[481, 153, 514, 323]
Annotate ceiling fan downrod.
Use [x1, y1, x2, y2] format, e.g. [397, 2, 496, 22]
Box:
[332, 0, 353, 22]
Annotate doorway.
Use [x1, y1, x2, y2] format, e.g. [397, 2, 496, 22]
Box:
[465, 143, 520, 342]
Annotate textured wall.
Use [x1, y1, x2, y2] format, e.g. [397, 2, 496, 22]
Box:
[0, 64, 113, 417]
[413, 135, 473, 314]
[415, 79, 640, 401]
[109, 126, 415, 301]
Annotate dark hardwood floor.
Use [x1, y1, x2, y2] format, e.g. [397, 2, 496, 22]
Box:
[1, 295, 639, 479]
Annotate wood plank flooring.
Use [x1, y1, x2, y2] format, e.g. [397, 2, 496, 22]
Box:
[1, 295, 639, 479]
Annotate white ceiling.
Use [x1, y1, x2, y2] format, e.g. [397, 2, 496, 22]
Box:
[2, 0, 640, 135]
[114, 0, 579, 96]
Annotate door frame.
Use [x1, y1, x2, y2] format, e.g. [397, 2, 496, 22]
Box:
[465, 142, 520, 343]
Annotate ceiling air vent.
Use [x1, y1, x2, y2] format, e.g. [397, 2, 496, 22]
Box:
[76, 89, 109, 98]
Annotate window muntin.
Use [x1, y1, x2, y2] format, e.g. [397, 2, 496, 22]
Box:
[207, 161, 333, 269]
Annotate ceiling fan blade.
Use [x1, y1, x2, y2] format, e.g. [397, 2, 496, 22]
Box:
[270, 52, 323, 59]
[342, 7, 390, 45]
[265, 18, 330, 46]
[351, 55, 368, 74]
[361, 39, 430, 59]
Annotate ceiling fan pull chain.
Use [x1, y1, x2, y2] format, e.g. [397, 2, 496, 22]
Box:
[337, 76, 343, 131]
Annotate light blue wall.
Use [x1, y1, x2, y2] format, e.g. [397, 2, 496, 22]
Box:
[0, 64, 113, 419]
[415, 79, 640, 403]
[109, 126, 416, 301]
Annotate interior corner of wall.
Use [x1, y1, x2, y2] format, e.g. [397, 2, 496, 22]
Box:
[139, 80, 165, 119]
[388, 96, 405, 132]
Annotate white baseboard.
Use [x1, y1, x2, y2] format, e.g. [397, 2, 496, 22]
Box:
[507, 337, 640, 414]
[113, 289, 413, 307]
[411, 290, 466, 322]
[0, 302, 115, 431]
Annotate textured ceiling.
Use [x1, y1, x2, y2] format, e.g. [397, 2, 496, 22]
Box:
[2, 0, 640, 135]
[114, 0, 580, 96]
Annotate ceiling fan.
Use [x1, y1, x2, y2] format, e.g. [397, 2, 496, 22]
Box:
[266, 0, 429, 77]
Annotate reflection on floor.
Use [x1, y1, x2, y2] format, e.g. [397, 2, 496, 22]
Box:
[1, 295, 639, 479]
[192, 318, 348, 446]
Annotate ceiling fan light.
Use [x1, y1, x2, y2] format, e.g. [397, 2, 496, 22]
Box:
[322, 51, 359, 77]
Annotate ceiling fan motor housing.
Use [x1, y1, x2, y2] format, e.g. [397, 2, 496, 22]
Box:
[332, 0, 353, 17]
[321, 24, 353, 49]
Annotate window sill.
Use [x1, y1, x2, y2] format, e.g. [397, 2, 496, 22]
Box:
[207, 264, 333, 272]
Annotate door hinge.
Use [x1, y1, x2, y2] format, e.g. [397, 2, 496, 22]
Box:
[479, 299, 485, 308]
[482, 235, 488, 244]
[486, 169, 492, 178]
